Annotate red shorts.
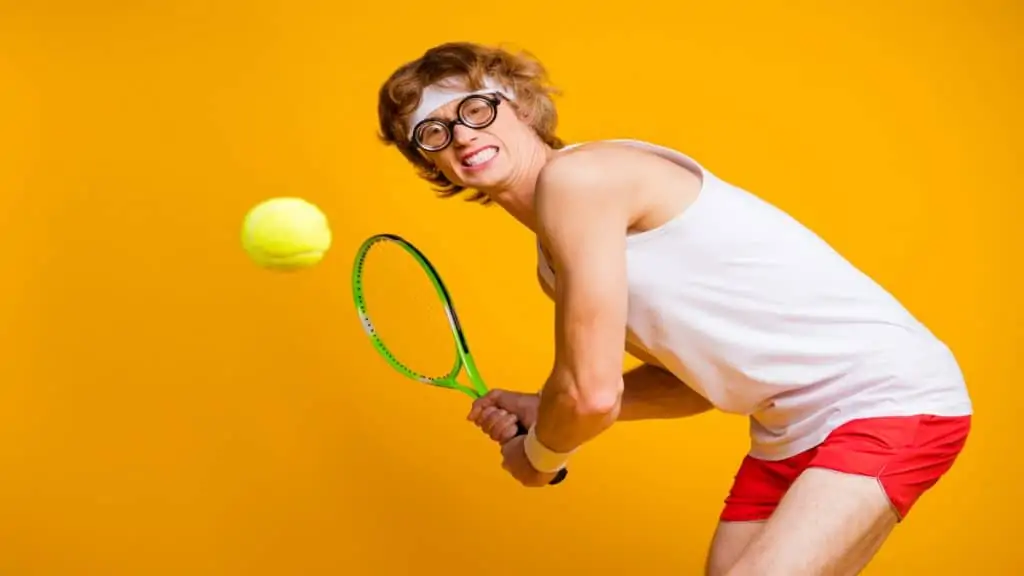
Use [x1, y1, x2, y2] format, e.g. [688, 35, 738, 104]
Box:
[720, 414, 972, 522]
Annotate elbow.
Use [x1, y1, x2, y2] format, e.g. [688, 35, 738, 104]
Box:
[564, 374, 624, 418]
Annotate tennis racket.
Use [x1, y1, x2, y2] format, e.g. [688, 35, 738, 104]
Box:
[351, 233, 567, 485]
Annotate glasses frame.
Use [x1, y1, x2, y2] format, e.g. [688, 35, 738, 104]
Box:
[412, 93, 504, 152]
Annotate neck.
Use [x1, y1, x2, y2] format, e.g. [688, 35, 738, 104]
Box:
[483, 142, 557, 232]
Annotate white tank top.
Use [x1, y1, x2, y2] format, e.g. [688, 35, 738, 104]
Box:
[536, 139, 973, 460]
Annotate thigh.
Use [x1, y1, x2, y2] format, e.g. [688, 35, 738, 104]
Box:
[720, 413, 970, 574]
[726, 467, 898, 576]
[709, 453, 806, 575]
[705, 521, 764, 576]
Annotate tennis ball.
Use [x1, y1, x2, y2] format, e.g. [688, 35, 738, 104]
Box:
[240, 197, 332, 271]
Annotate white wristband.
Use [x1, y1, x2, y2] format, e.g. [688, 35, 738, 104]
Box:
[523, 424, 574, 473]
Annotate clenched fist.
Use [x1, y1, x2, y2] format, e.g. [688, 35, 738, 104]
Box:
[466, 389, 539, 444]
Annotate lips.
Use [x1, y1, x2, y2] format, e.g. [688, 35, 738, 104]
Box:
[461, 146, 498, 167]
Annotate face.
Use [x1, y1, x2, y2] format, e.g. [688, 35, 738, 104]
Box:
[411, 91, 541, 191]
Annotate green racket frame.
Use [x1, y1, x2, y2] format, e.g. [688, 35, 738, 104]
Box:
[351, 233, 567, 485]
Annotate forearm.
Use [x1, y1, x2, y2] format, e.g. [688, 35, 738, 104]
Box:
[533, 367, 622, 454]
[617, 364, 713, 420]
[527, 363, 710, 471]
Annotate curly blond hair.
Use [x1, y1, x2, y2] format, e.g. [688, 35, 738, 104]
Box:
[377, 42, 564, 203]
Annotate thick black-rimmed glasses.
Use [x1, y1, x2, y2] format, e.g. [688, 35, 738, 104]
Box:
[412, 93, 503, 152]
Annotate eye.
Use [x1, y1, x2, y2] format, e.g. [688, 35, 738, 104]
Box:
[421, 124, 444, 138]
[461, 97, 495, 125]
[415, 121, 449, 148]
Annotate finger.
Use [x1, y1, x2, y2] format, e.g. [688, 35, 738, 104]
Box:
[476, 406, 501, 429]
[466, 399, 489, 422]
[470, 404, 499, 427]
[466, 390, 503, 421]
[481, 408, 510, 435]
[492, 414, 520, 443]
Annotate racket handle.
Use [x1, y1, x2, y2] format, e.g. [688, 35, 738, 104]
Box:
[514, 422, 568, 486]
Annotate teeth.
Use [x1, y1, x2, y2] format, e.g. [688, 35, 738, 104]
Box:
[464, 147, 497, 166]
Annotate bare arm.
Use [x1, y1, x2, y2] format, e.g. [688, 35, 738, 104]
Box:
[619, 363, 714, 420]
[539, 276, 713, 422]
[532, 187, 711, 431]
[620, 340, 713, 419]
[529, 151, 632, 457]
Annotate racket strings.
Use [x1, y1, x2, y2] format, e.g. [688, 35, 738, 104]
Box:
[355, 239, 462, 382]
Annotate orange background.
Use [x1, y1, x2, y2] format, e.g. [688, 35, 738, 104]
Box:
[0, 0, 1020, 574]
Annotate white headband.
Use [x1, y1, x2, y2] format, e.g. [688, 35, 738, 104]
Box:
[408, 76, 516, 132]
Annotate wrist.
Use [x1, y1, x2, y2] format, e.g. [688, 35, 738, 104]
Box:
[524, 424, 575, 473]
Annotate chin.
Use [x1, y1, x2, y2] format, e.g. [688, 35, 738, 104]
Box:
[461, 172, 509, 192]
[457, 166, 509, 190]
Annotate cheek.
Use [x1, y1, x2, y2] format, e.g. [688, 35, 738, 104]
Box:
[432, 153, 469, 184]
[493, 116, 533, 147]
[424, 150, 458, 172]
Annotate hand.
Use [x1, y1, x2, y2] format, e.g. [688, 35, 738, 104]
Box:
[467, 389, 540, 444]
[500, 434, 560, 487]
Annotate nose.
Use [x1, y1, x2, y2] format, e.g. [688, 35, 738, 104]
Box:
[451, 123, 478, 146]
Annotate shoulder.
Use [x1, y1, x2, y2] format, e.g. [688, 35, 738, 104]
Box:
[533, 144, 642, 219]
[537, 143, 645, 188]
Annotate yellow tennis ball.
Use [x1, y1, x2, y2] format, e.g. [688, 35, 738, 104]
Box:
[241, 197, 332, 271]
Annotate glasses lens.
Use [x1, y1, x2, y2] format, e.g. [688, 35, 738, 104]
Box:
[414, 121, 450, 150]
[459, 96, 497, 127]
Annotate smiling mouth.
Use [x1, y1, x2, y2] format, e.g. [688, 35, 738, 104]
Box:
[462, 146, 498, 167]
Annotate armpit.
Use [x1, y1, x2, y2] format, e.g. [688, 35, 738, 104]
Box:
[535, 267, 555, 300]
[535, 240, 557, 299]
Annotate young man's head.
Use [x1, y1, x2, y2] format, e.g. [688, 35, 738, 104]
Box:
[377, 42, 563, 203]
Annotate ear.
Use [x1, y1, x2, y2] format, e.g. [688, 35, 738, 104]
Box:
[513, 102, 534, 123]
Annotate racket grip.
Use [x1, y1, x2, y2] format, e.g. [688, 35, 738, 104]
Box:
[514, 422, 568, 486]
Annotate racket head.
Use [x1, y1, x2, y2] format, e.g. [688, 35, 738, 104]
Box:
[351, 233, 485, 398]
[352, 233, 567, 486]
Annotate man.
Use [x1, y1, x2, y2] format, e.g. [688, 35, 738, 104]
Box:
[376, 42, 972, 575]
